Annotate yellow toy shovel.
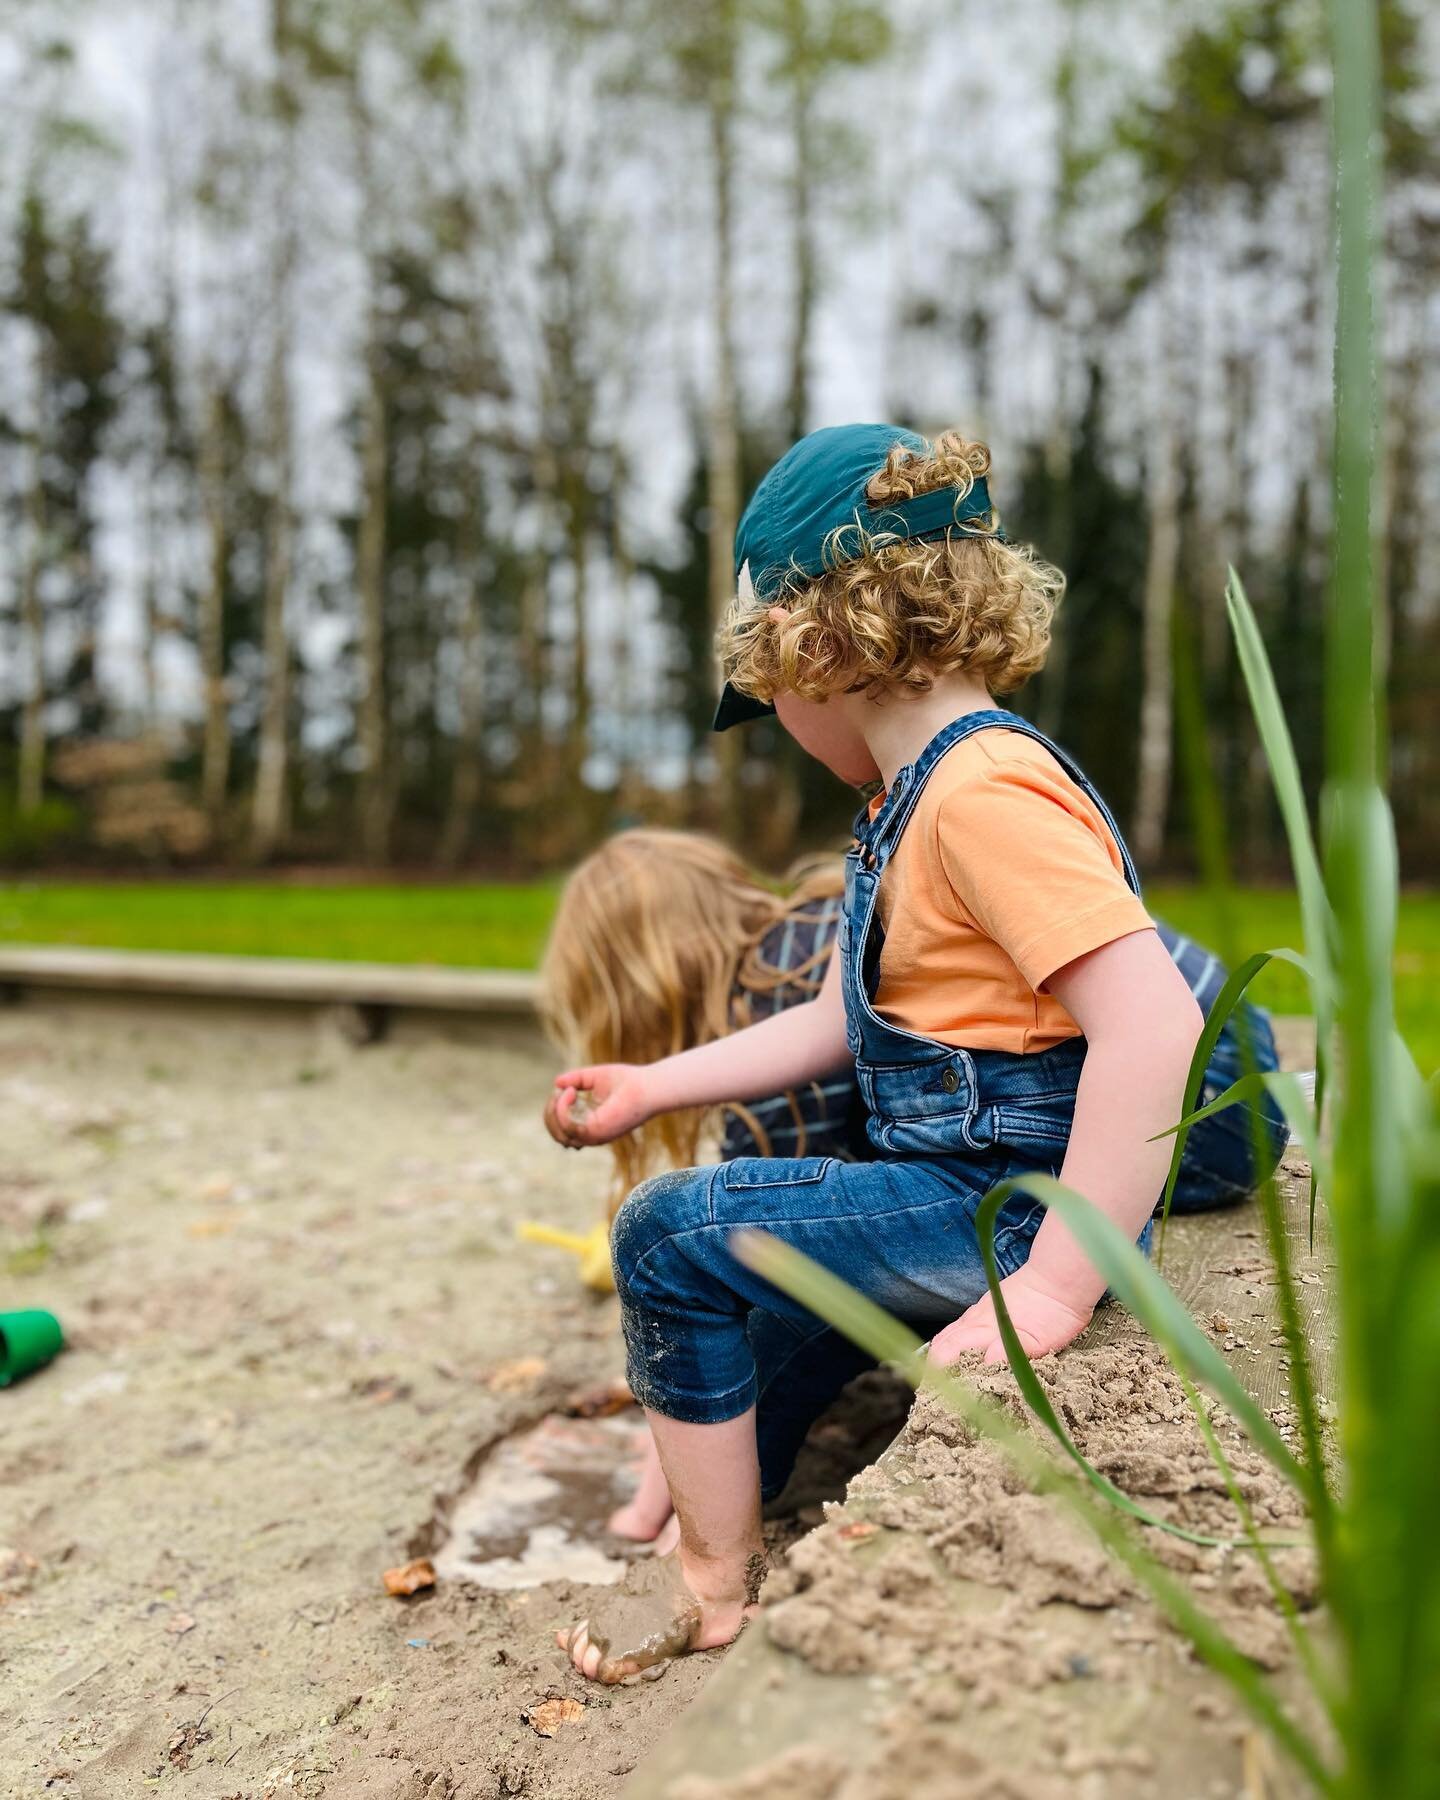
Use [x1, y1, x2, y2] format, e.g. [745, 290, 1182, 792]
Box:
[517, 1220, 615, 1294]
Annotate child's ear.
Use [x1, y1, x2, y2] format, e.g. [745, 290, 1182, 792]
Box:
[766, 607, 788, 624]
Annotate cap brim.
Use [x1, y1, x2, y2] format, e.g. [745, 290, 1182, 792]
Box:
[712, 683, 777, 733]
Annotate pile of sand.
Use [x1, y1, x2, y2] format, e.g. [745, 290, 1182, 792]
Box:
[668, 1316, 1321, 1800]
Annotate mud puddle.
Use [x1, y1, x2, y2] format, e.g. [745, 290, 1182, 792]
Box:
[434, 1407, 653, 1589]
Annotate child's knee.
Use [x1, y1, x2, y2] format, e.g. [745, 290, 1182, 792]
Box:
[611, 1167, 714, 1291]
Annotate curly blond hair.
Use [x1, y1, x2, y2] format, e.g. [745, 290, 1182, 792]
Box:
[719, 431, 1063, 703]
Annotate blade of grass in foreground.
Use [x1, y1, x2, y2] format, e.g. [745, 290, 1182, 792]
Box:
[1151, 947, 1333, 1542]
[971, 1175, 1306, 1491]
[1166, 579, 1339, 1591]
[1319, 0, 1425, 1785]
[733, 1231, 1334, 1790]
[1225, 571, 1335, 1014]
[1175, 1356, 1335, 1703]
[1153, 1069, 1324, 1181]
[1156, 948, 1314, 1241]
[1227, 567, 1336, 1246]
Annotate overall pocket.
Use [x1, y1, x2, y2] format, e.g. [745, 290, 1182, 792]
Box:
[858, 1050, 990, 1156]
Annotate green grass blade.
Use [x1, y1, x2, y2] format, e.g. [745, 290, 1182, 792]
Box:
[733, 1230, 1334, 1789]
[1152, 1065, 1332, 1533]
[977, 1171, 1337, 1622]
[1225, 569, 1336, 1250]
[1158, 947, 1313, 1241]
[1176, 1361, 1335, 1705]
[972, 1176, 1307, 1485]
[1151, 1068, 1326, 1182]
[1226, 569, 1335, 1010]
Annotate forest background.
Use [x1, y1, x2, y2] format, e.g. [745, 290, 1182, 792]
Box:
[0, 0, 1436, 885]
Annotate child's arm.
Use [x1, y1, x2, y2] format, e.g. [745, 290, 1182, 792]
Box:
[931, 927, 1203, 1366]
[544, 945, 851, 1149]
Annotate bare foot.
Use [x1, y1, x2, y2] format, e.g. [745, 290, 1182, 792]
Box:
[555, 1550, 760, 1684]
[608, 1432, 675, 1543]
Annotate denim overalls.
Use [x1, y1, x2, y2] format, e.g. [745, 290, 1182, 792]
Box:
[611, 712, 1287, 1497]
[840, 708, 1138, 1165]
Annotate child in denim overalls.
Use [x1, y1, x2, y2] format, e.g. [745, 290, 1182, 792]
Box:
[543, 425, 1289, 1683]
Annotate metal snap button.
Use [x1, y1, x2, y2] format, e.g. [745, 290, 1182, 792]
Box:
[941, 1067, 960, 1094]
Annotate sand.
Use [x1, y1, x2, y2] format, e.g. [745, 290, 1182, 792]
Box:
[0, 998, 914, 1800]
[0, 1001, 715, 1800]
[1, 996, 1322, 1800]
[652, 1256, 1326, 1800]
[767, 1337, 1313, 1668]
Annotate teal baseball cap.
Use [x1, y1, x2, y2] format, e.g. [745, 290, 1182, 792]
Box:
[713, 424, 1004, 731]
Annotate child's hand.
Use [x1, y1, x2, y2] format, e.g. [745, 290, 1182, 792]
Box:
[545, 1064, 654, 1150]
[928, 1266, 1094, 1368]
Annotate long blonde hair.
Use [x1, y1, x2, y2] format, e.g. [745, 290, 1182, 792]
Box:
[539, 829, 843, 1211]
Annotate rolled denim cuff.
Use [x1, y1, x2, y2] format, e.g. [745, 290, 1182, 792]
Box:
[623, 1362, 758, 1427]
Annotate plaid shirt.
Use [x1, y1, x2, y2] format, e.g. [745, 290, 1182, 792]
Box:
[719, 896, 868, 1164]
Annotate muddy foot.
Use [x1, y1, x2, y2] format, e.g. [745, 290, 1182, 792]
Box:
[555, 1553, 753, 1683]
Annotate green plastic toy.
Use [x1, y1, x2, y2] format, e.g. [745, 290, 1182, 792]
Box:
[0, 1310, 65, 1387]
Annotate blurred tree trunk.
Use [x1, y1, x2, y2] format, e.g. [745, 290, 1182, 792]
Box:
[563, 470, 590, 775]
[1225, 308, 1270, 871]
[784, 9, 815, 444]
[140, 474, 163, 733]
[439, 507, 485, 871]
[768, 0, 889, 446]
[356, 330, 392, 864]
[561, 500, 583, 817]
[18, 420, 47, 815]
[251, 0, 297, 860]
[705, 88, 744, 828]
[519, 554, 548, 772]
[251, 329, 294, 857]
[1034, 415, 1074, 739]
[198, 383, 231, 822]
[1034, 0, 1081, 741]
[1132, 393, 1178, 868]
[608, 484, 636, 792]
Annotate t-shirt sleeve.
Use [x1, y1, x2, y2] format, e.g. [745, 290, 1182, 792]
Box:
[935, 762, 1153, 990]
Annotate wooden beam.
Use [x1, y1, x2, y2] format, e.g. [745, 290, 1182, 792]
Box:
[0, 946, 540, 1017]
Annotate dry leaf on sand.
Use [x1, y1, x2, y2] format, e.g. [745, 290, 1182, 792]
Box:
[0, 1549, 40, 1592]
[525, 1698, 585, 1737]
[837, 1522, 878, 1544]
[383, 1558, 436, 1597]
[485, 1357, 548, 1394]
[563, 1380, 632, 1419]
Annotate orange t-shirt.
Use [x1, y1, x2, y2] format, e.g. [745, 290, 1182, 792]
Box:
[867, 729, 1154, 1054]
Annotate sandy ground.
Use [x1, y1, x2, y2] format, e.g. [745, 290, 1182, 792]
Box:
[1, 1001, 1321, 1800]
[0, 1001, 747, 1800]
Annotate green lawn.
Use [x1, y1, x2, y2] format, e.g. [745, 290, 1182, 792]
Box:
[1148, 884, 1440, 1077]
[0, 881, 562, 972]
[4, 878, 1437, 1073]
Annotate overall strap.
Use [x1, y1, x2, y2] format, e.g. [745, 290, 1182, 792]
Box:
[854, 708, 1142, 895]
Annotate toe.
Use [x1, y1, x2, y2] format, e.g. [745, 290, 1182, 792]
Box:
[580, 1638, 604, 1680]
